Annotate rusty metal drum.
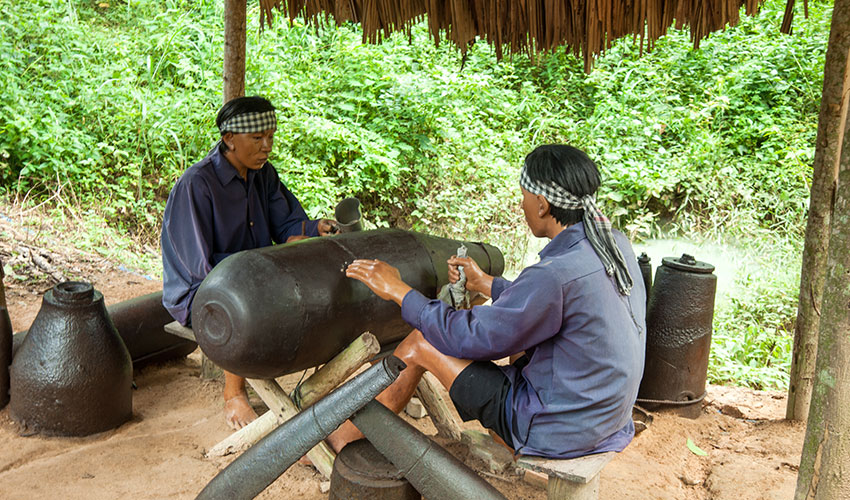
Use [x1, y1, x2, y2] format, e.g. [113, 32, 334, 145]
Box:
[191, 229, 504, 379]
[330, 439, 420, 500]
[637, 254, 717, 414]
[9, 281, 133, 436]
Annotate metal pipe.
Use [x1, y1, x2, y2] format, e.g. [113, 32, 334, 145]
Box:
[12, 291, 197, 368]
[192, 229, 504, 379]
[351, 400, 507, 500]
[195, 356, 406, 500]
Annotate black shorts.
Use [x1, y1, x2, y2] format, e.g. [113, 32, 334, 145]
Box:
[448, 361, 515, 449]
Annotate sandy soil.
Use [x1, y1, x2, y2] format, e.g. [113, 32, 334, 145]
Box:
[0, 211, 805, 500]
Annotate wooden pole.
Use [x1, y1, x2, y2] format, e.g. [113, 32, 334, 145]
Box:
[246, 378, 337, 480]
[223, 0, 247, 102]
[794, 0, 850, 496]
[206, 333, 380, 457]
[785, 0, 848, 421]
[415, 371, 463, 441]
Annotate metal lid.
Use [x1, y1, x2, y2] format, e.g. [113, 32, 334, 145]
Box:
[661, 253, 715, 274]
[637, 252, 651, 264]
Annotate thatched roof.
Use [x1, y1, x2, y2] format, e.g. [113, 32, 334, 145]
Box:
[259, 0, 765, 71]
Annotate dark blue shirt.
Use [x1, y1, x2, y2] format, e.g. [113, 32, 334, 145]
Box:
[401, 223, 646, 458]
[161, 145, 319, 325]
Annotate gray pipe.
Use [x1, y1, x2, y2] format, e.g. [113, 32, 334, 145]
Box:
[351, 400, 507, 500]
[195, 356, 406, 500]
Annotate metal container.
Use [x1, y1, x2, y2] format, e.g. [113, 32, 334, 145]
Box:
[335, 197, 364, 233]
[637, 252, 652, 306]
[330, 439, 420, 500]
[12, 291, 197, 369]
[192, 229, 504, 379]
[0, 258, 10, 409]
[637, 254, 717, 415]
[10, 281, 133, 436]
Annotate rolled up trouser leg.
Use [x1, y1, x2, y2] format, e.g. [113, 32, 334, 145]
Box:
[196, 356, 406, 500]
[351, 399, 507, 500]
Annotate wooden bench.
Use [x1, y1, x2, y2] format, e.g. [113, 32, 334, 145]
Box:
[517, 452, 615, 500]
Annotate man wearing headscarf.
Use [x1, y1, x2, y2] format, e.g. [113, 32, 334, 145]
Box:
[330, 144, 646, 459]
[161, 96, 337, 430]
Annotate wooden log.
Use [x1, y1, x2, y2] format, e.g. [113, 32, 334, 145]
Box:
[415, 371, 463, 441]
[206, 410, 279, 457]
[206, 332, 379, 458]
[292, 332, 380, 409]
[223, 0, 246, 102]
[246, 378, 336, 480]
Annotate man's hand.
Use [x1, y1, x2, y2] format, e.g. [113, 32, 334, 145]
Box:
[448, 256, 493, 297]
[318, 219, 339, 236]
[286, 235, 310, 243]
[345, 259, 412, 306]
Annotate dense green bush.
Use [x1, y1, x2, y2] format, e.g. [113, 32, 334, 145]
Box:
[0, 0, 832, 389]
[1, 0, 830, 250]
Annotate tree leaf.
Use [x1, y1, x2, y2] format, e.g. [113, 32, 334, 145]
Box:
[686, 438, 708, 456]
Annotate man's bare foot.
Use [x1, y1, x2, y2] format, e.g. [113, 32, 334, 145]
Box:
[224, 394, 258, 430]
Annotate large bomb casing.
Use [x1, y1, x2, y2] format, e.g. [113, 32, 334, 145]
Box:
[638, 254, 717, 413]
[10, 282, 133, 436]
[192, 229, 504, 379]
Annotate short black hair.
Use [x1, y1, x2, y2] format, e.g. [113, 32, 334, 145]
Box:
[524, 145, 601, 226]
[216, 96, 276, 135]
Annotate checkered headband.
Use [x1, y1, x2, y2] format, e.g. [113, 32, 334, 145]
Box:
[218, 110, 277, 134]
[520, 165, 633, 295]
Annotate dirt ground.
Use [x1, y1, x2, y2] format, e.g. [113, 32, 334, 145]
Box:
[0, 211, 805, 499]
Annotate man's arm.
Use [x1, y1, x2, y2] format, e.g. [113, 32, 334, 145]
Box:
[264, 166, 317, 242]
[161, 177, 215, 325]
[346, 259, 564, 360]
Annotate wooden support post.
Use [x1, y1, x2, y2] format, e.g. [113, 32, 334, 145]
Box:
[291, 332, 380, 409]
[223, 0, 246, 102]
[415, 371, 463, 441]
[206, 332, 380, 458]
[246, 378, 336, 480]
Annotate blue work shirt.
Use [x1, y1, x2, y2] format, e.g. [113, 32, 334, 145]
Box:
[401, 222, 646, 458]
[161, 144, 319, 325]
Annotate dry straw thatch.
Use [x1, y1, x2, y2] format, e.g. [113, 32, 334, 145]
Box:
[258, 0, 765, 71]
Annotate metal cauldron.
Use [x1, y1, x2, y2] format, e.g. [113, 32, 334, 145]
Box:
[10, 281, 133, 436]
[637, 254, 716, 417]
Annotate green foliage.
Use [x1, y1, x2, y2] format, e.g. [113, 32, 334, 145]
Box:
[708, 234, 800, 389]
[0, 0, 832, 389]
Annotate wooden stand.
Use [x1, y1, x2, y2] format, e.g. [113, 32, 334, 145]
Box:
[415, 372, 462, 441]
[517, 452, 615, 500]
[163, 322, 381, 480]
